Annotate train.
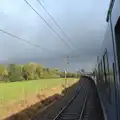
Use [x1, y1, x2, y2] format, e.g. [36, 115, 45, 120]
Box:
[94, 0, 120, 120]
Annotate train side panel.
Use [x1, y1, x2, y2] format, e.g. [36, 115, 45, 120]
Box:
[97, 21, 117, 120]
[110, 0, 120, 119]
[96, 0, 120, 120]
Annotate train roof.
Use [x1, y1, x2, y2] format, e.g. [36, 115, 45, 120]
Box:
[106, 0, 115, 22]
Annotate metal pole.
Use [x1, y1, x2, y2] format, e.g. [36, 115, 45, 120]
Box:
[65, 70, 67, 90]
[64, 56, 69, 91]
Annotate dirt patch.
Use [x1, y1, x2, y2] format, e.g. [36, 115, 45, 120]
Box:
[1, 79, 78, 120]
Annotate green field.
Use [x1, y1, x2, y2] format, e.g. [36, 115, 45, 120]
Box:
[0, 78, 74, 104]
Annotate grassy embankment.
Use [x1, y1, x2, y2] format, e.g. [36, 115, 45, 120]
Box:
[0, 78, 78, 119]
[0, 78, 76, 104]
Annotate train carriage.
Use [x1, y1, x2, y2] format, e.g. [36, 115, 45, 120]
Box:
[95, 0, 120, 120]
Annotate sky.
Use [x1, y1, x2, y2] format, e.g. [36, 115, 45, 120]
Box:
[0, 0, 110, 72]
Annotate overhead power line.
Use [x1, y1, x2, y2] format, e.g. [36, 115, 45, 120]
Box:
[23, 0, 74, 51]
[0, 29, 51, 51]
[36, 0, 75, 49]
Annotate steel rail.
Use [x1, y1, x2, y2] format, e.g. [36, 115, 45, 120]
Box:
[79, 92, 88, 120]
[53, 84, 84, 120]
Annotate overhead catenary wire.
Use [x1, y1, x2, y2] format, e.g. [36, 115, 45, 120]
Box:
[36, 0, 75, 49]
[0, 29, 52, 51]
[23, 0, 74, 51]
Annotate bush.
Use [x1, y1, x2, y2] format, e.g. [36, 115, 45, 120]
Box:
[8, 64, 24, 82]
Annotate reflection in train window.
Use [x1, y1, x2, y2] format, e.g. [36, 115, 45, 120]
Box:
[115, 17, 120, 71]
[103, 50, 111, 103]
[103, 52, 109, 84]
[98, 63, 101, 82]
[100, 60, 103, 80]
[102, 59, 105, 82]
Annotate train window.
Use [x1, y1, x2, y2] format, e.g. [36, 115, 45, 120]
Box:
[97, 60, 104, 86]
[100, 60, 105, 84]
[102, 59, 105, 82]
[100, 60, 103, 79]
[98, 63, 101, 81]
[115, 17, 120, 71]
[103, 50, 111, 103]
[103, 52, 109, 83]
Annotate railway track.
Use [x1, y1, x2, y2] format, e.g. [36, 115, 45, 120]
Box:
[53, 83, 89, 120]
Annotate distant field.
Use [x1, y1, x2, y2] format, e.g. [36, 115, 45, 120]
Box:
[0, 78, 75, 104]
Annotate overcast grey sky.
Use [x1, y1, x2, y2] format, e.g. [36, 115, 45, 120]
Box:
[0, 0, 110, 72]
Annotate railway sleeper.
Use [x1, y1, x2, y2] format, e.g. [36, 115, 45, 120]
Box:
[60, 116, 79, 120]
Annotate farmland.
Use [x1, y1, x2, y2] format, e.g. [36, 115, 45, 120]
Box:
[0, 78, 77, 119]
[0, 78, 74, 104]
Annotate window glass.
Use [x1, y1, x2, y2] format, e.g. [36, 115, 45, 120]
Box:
[98, 63, 101, 81]
[103, 51, 111, 103]
[103, 52, 109, 83]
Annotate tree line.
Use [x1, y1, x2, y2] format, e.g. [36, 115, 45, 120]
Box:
[0, 62, 80, 82]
